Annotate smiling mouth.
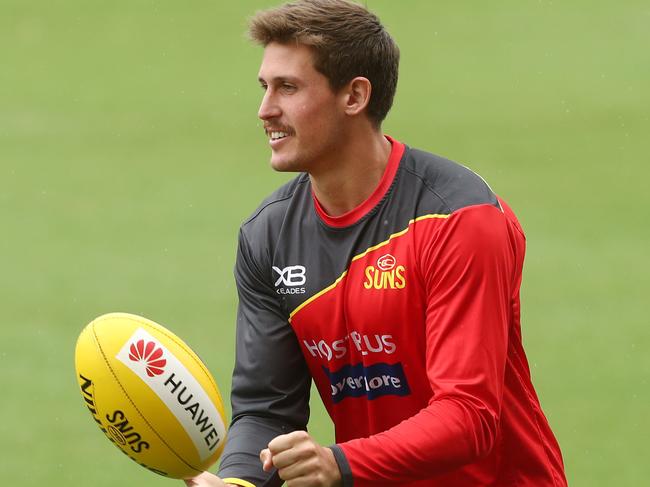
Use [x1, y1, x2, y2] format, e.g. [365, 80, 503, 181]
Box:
[270, 131, 290, 141]
[265, 126, 293, 142]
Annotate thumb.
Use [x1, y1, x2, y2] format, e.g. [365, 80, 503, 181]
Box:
[260, 448, 273, 472]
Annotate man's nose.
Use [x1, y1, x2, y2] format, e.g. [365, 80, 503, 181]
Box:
[258, 90, 281, 120]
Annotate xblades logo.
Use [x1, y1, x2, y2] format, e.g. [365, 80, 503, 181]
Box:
[272, 265, 306, 295]
[129, 340, 166, 377]
[272, 265, 306, 286]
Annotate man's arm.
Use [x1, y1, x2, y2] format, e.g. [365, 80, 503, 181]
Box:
[216, 228, 313, 486]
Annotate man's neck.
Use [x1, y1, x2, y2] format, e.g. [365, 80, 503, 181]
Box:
[309, 130, 392, 217]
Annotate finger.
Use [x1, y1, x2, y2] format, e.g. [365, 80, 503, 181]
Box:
[260, 448, 274, 472]
[270, 446, 304, 470]
[268, 430, 309, 455]
[277, 457, 315, 482]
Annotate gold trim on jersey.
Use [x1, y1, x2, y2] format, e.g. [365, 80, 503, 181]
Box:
[288, 213, 449, 321]
[289, 270, 349, 321]
[222, 478, 257, 487]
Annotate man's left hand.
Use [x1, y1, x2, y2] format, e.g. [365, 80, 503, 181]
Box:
[260, 431, 342, 487]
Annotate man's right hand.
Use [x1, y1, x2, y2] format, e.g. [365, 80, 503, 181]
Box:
[184, 471, 231, 487]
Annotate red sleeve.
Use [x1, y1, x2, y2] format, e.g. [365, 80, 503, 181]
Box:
[338, 204, 520, 482]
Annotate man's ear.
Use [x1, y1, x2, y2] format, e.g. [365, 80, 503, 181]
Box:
[342, 77, 372, 116]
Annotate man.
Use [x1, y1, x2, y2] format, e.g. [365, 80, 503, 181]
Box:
[187, 1, 566, 486]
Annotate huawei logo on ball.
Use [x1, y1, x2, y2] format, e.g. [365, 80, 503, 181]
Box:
[129, 339, 166, 377]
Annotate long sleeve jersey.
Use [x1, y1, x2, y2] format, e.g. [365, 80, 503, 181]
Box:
[217, 137, 566, 487]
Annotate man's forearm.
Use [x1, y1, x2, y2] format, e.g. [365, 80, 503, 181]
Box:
[218, 416, 296, 487]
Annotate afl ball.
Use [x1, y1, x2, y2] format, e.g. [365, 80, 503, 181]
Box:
[74, 312, 227, 479]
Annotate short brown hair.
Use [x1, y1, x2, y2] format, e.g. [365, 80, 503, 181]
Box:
[249, 0, 400, 126]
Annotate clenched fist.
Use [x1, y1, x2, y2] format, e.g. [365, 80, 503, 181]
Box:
[260, 431, 342, 487]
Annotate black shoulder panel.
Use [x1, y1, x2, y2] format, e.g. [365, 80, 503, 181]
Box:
[401, 147, 499, 213]
[243, 173, 310, 226]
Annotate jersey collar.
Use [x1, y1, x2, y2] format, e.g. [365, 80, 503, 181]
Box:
[312, 135, 405, 228]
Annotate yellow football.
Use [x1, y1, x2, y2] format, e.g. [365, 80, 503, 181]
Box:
[74, 312, 228, 479]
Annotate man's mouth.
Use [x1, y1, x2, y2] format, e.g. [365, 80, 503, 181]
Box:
[270, 131, 290, 141]
[265, 126, 292, 143]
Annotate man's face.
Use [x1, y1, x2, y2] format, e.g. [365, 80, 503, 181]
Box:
[257, 42, 345, 173]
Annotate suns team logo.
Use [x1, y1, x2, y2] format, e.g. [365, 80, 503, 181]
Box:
[363, 253, 406, 290]
[376, 254, 396, 271]
[129, 340, 167, 377]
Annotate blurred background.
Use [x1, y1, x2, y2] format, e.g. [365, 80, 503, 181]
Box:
[1, 0, 648, 485]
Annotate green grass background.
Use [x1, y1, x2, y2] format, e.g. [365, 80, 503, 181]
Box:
[1, 0, 648, 485]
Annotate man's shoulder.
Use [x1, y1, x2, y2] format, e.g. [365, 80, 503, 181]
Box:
[401, 145, 500, 213]
[240, 172, 310, 233]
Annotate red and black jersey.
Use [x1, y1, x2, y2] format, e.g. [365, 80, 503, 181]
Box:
[218, 137, 566, 487]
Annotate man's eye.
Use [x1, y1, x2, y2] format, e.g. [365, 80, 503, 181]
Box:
[282, 84, 296, 92]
